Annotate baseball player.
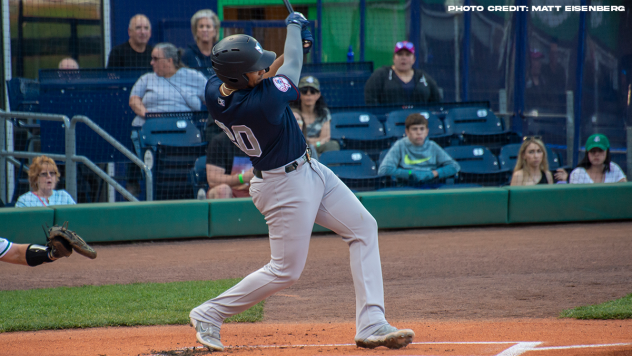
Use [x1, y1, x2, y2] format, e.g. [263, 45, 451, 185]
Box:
[1, 224, 96, 266]
[189, 12, 415, 351]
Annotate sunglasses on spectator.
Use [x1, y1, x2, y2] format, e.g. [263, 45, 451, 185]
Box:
[396, 42, 414, 50]
[300, 88, 319, 95]
[523, 135, 542, 141]
[39, 171, 56, 178]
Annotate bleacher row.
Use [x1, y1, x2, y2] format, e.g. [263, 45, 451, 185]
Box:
[4, 63, 564, 201]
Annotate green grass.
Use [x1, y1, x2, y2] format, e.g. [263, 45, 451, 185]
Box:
[559, 293, 632, 319]
[0, 279, 264, 333]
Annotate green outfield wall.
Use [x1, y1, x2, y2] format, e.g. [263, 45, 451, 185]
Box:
[2, 183, 631, 244]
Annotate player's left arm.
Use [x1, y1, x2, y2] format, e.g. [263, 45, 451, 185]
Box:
[263, 54, 284, 79]
[0, 243, 27, 265]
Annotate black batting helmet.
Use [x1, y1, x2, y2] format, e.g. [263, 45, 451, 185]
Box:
[212, 34, 276, 89]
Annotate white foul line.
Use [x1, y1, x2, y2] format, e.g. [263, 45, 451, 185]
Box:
[533, 343, 632, 351]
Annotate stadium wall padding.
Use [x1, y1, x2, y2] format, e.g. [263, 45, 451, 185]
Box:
[506, 183, 632, 223]
[357, 188, 509, 229]
[52, 200, 210, 242]
[0, 207, 55, 244]
[2, 184, 631, 243]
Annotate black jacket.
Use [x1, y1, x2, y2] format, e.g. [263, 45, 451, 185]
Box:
[182, 43, 215, 77]
[364, 66, 441, 105]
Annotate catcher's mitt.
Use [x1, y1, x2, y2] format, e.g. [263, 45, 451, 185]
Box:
[45, 222, 97, 259]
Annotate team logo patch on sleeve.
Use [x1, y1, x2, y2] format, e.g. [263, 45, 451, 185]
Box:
[273, 77, 291, 92]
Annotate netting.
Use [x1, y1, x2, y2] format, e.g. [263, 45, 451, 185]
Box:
[2, 0, 631, 205]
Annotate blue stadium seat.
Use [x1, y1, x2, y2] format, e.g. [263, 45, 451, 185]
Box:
[384, 109, 451, 147]
[443, 107, 511, 148]
[6, 78, 40, 113]
[444, 145, 508, 186]
[301, 62, 373, 109]
[329, 111, 391, 161]
[319, 150, 391, 191]
[139, 117, 203, 150]
[189, 155, 209, 199]
[145, 143, 207, 200]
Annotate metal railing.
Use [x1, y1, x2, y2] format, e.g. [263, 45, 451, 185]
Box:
[1, 110, 153, 203]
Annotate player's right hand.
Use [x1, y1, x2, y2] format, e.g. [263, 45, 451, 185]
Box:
[285, 12, 309, 28]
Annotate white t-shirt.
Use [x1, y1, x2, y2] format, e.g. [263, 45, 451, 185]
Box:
[130, 68, 207, 126]
[0, 237, 12, 258]
[569, 162, 627, 184]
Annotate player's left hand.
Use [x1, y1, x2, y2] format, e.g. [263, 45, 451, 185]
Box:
[285, 12, 309, 28]
[301, 28, 313, 55]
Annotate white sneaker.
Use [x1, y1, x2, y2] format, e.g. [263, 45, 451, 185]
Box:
[355, 324, 415, 349]
[190, 318, 224, 351]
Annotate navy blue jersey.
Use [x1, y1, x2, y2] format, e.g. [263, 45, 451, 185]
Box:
[205, 75, 306, 171]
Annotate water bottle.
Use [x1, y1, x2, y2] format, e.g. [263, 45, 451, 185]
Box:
[347, 45, 354, 62]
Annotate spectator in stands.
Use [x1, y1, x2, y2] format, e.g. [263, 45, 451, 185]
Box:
[290, 76, 339, 155]
[205, 133, 254, 199]
[378, 113, 459, 186]
[58, 57, 79, 69]
[182, 9, 220, 77]
[364, 41, 441, 105]
[128, 42, 207, 155]
[15, 155, 76, 208]
[569, 134, 627, 184]
[510, 136, 568, 185]
[107, 14, 153, 68]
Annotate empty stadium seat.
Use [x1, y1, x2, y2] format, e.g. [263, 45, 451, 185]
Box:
[319, 150, 391, 191]
[144, 143, 207, 200]
[384, 109, 451, 147]
[443, 107, 511, 148]
[139, 117, 203, 150]
[444, 145, 508, 186]
[329, 111, 391, 161]
[189, 155, 209, 199]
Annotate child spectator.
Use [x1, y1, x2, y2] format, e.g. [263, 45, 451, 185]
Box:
[378, 113, 459, 186]
[569, 134, 627, 184]
[510, 136, 568, 185]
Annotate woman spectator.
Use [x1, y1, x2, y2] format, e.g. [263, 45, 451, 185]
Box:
[16, 156, 76, 207]
[364, 41, 441, 105]
[182, 9, 220, 77]
[510, 137, 568, 185]
[128, 42, 207, 155]
[291, 109, 318, 160]
[290, 76, 339, 155]
[569, 134, 627, 184]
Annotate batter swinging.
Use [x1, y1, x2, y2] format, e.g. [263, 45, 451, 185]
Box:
[189, 12, 415, 351]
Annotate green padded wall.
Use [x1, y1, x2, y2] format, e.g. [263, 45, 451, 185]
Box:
[53, 200, 209, 242]
[0, 207, 54, 244]
[507, 183, 632, 223]
[358, 188, 508, 229]
[209, 198, 329, 237]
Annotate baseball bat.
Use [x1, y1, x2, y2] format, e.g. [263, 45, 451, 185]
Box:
[283, 0, 294, 14]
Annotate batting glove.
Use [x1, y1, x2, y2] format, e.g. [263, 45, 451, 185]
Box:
[285, 12, 309, 28]
[301, 28, 314, 54]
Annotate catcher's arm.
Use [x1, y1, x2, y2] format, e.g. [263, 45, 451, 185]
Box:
[0, 243, 59, 266]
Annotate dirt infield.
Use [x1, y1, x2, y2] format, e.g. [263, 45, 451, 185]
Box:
[2, 221, 631, 355]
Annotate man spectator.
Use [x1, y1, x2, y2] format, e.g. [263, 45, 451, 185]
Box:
[58, 57, 79, 69]
[378, 113, 459, 186]
[205, 132, 255, 199]
[107, 14, 153, 68]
